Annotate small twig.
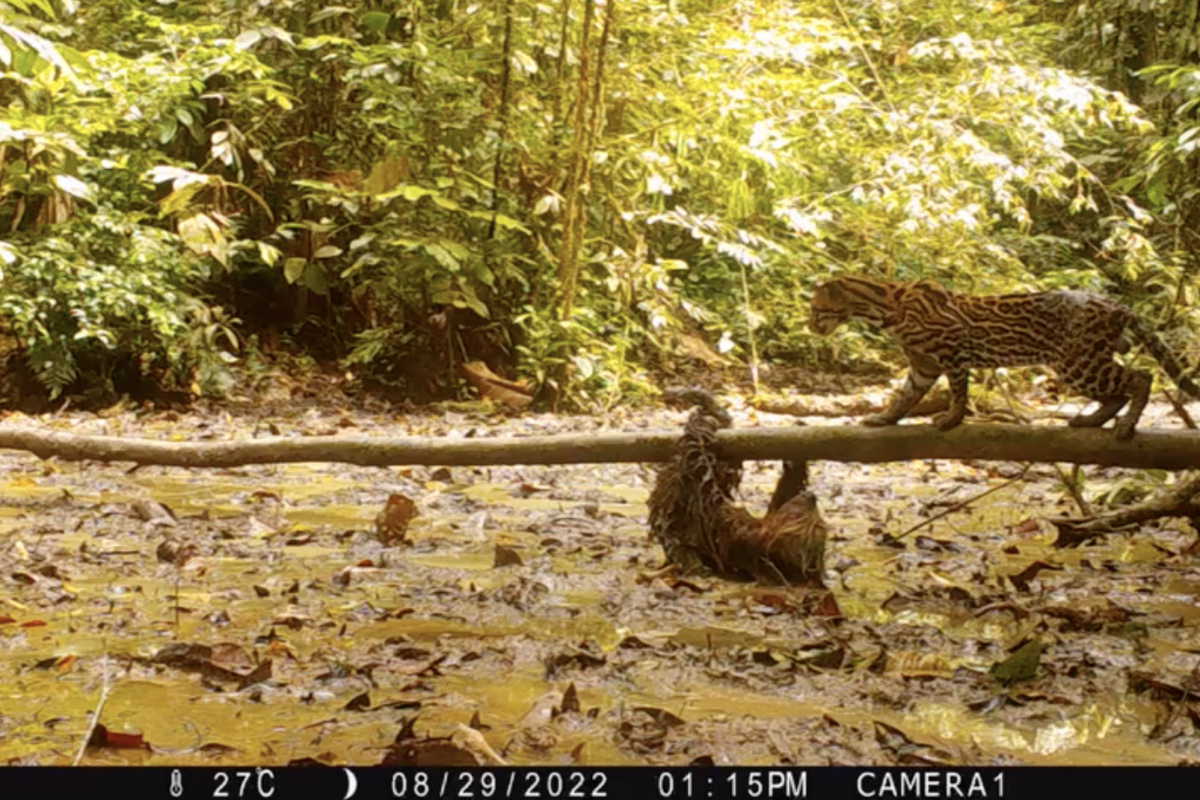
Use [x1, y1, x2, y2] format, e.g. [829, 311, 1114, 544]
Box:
[757, 556, 790, 587]
[993, 378, 1031, 425]
[893, 464, 1032, 541]
[1162, 389, 1197, 430]
[1052, 463, 1092, 517]
[74, 651, 111, 765]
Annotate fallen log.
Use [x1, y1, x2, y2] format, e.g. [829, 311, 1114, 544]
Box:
[1051, 472, 1200, 547]
[2, 422, 1200, 469]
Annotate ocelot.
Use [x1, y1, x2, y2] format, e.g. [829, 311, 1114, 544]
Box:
[808, 275, 1200, 439]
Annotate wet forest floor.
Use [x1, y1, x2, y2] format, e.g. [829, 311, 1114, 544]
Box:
[1, 377, 1199, 766]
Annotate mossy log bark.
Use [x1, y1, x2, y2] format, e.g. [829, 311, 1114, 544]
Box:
[2, 422, 1200, 469]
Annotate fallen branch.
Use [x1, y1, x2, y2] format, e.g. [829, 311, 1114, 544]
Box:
[1051, 472, 1200, 547]
[4, 422, 1200, 469]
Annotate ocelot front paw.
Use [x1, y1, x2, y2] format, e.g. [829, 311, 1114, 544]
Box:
[932, 410, 966, 431]
[861, 413, 899, 427]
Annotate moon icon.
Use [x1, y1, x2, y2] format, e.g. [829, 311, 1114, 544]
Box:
[342, 768, 358, 799]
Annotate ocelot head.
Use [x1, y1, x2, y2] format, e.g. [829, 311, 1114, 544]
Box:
[809, 277, 889, 335]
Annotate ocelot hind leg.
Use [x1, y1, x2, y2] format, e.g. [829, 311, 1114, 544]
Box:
[1067, 399, 1127, 428]
[1062, 360, 1151, 440]
[1113, 370, 1152, 440]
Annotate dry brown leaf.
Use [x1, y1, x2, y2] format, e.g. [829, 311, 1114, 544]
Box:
[375, 493, 418, 544]
[452, 723, 507, 766]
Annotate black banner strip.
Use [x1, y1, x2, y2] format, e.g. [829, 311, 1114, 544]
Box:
[0, 766, 1193, 800]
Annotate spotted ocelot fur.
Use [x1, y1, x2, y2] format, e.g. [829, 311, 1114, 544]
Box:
[809, 275, 1200, 439]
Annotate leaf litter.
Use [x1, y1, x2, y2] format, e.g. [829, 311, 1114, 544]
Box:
[0, 396, 1198, 765]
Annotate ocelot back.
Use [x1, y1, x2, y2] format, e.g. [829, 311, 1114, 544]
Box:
[808, 275, 1200, 439]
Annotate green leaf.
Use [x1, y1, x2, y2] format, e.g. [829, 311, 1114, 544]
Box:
[423, 243, 459, 272]
[283, 257, 307, 285]
[989, 640, 1043, 685]
[458, 284, 489, 319]
[439, 239, 470, 261]
[256, 241, 281, 267]
[572, 355, 595, 380]
[378, 184, 435, 203]
[303, 262, 329, 294]
[490, 213, 530, 233]
[360, 11, 391, 34]
[349, 233, 376, 251]
[157, 116, 178, 144]
[474, 262, 495, 288]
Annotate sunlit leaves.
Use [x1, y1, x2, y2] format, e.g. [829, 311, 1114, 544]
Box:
[233, 30, 262, 50]
[255, 241, 281, 267]
[233, 27, 293, 51]
[533, 194, 560, 215]
[4, 0, 1178, 405]
[177, 212, 230, 269]
[52, 174, 94, 202]
[511, 49, 538, 76]
[645, 172, 672, 195]
[0, 22, 85, 86]
[378, 184, 435, 203]
[211, 130, 234, 166]
[0, 212, 231, 398]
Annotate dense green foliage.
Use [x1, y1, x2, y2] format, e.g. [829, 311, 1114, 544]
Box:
[1, 0, 1197, 407]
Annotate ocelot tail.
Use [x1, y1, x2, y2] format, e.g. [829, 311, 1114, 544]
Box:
[808, 275, 1200, 439]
